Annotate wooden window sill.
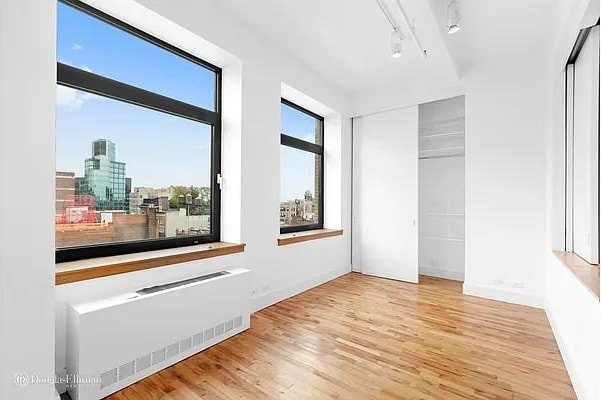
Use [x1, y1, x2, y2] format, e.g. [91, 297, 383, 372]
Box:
[55, 242, 245, 285]
[278, 229, 343, 246]
[553, 251, 600, 300]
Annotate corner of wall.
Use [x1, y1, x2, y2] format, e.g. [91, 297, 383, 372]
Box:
[462, 283, 545, 309]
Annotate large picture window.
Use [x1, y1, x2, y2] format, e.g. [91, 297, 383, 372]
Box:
[55, 0, 221, 262]
[280, 99, 324, 233]
[564, 23, 600, 265]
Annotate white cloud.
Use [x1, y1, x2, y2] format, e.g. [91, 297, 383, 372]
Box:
[303, 133, 316, 142]
[57, 85, 97, 110]
[71, 43, 83, 51]
[58, 58, 93, 73]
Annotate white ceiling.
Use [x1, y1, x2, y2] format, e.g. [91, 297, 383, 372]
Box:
[215, 0, 460, 94]
[428, 0, 561, 77]
[214, 0, 561, 95]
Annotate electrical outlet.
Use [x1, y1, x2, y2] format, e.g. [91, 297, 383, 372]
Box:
[430, 258, 436, 267]
[511, 282, 524, 289]
[492, 279, 504, 286]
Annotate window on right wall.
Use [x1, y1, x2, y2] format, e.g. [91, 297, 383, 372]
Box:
[280, 99, 324, 234]
[565, 23, 600, 265]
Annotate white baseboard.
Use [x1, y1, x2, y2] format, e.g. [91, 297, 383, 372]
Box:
[545, 304, 593, 400]
[251, 264, 350, 312]
[463, 283, 544, 308]
[419, 266, 464, 281]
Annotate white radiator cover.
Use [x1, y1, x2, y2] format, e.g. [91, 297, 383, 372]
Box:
[66, 268, 251, 400]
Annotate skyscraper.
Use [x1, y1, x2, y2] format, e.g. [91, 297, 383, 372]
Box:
[77, 139, 130, 211]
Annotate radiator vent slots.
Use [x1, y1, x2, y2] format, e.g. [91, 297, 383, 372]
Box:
[152, 348, 166, 365]
[136, 354, 151, 373]
[96, 316, 243, 392]
[215, 323, 225, 336]
[193, 332, 203, 347]
[118, 361, 135, 381]
[204, 327, 215, 341]
[180, 337, 192, 352]
[99, 368, 117, 389]
[136, 271, 230, 295]
[166, 342, 180, 359]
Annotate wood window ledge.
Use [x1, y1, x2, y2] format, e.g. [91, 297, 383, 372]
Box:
[553, 251, 600, 300]
[55, 242, 245, 285]
[278, 229, 343, 246]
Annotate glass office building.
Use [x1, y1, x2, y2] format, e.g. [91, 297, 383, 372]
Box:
[78, 139, 129, 211]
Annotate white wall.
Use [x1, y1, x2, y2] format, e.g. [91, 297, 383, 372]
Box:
[53, 0, 353, 391]
[0, 1, 57, 399]
[462, 63, 549, 307]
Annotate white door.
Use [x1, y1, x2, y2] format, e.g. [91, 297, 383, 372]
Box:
[353, 106, 419, 283]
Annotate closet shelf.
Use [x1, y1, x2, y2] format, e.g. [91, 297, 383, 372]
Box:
[419, 154, 464, 160]
[420, 116, 465, 128]
[419, 235, 465, 242]
[419, 131, 465, 139]
[419, 212, 465, 216]
[420, 146, 465, 153]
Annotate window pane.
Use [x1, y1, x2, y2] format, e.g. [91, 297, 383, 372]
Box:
[280, 146, 321, 227]
[57, 2, 216, 110]
[281, 102, 322, 145]
[56, 86, 212, 249]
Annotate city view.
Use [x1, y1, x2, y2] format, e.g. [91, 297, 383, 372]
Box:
[55, 138, 213, 248]
[55, 136, 320, 248]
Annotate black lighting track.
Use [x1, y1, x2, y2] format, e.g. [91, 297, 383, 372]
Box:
[57, 63, 219, 125]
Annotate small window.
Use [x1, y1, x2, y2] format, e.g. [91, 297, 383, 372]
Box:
[55, 0, 221, 262]
[280, 99, 324, 233]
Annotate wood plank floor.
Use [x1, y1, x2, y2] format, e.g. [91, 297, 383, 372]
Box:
[106, 273, 575, 400]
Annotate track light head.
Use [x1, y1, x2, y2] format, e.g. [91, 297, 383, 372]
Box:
[446, 0, 461, 34]
[391, 29, 403, 58]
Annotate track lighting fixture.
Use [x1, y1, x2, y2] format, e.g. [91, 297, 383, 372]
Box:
[375, 0, 427, 59]
[391, 29, 403, 58]
[446, 0, 461, 34]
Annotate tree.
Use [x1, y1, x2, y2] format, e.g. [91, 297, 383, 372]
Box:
[169, 185, 200, 209]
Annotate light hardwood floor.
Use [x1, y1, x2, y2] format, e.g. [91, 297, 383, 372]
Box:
[106, 273, 575, 400]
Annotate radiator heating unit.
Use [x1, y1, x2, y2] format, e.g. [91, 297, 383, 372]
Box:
[66, 268, 251, 400]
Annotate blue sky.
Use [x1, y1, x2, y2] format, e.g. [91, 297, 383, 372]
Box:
[57, 2, 318, 200]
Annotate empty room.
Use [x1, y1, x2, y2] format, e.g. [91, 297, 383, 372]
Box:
[1, 0, 600, 399]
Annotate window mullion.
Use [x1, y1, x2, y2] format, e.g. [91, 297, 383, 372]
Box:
[58, 63, 219, 125]
[280, 134, 323, 155]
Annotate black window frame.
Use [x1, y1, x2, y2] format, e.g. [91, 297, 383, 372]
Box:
[55, 0, 222, 263]
[563, 19, 600, 258]
[280, 98, 325, 234]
